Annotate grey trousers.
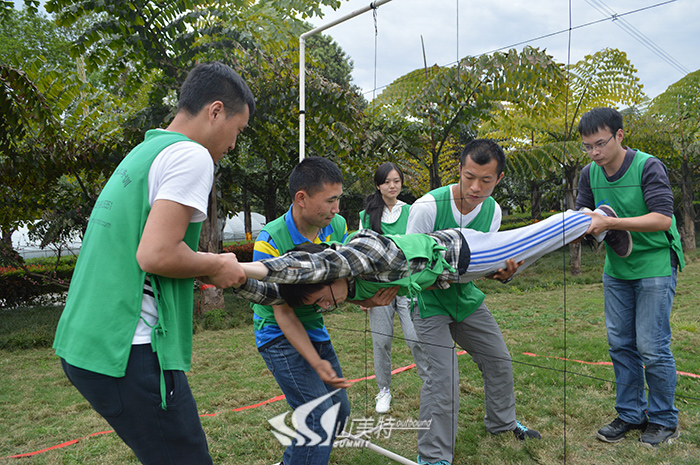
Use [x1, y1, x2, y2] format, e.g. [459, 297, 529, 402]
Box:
[412, 302, 516, 463]
[369, 295, 428, 389]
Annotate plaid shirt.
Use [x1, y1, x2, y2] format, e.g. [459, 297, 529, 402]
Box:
[234, 229, 467, 305]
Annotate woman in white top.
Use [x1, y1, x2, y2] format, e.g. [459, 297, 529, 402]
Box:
[358, 162, 429, 413]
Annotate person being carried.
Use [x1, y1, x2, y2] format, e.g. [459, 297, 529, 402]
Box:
[233, 208, 623, 310]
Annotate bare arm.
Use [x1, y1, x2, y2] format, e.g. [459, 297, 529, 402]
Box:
[239, 261, 270, 280]
[273, 304, 351, 389]
[136, 199, 245, 288]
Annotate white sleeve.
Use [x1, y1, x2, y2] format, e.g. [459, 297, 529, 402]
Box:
[490, 201, 503, 232]
[148, 141, 214, 223]
[406, 194, 437, 234]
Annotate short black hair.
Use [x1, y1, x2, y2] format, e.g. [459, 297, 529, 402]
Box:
[288, 156, 344, 201]
[578, 107, 623, 137]
[459, 139, 506, 176]
[177, 62, 256, 118]
[277, 243, 336, 308]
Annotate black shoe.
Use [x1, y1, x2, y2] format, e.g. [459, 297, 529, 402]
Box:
[598, 205, 633, 258]
[512, 420, 541, 440]
[639, 423, 679, 448]
[596, 417, 648, 443]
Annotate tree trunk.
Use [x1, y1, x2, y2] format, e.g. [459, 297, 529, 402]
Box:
[198, 184, 224, 314]
[429, 151, 442, 190]
[243, 187, 253, 241]
[565, 165, 582, 275]
[679, 159, 696, 251]
[1, 228, 13, 247]
[569, 242, 582, 276]
[530, 180, 542, 220]
[263, 183, 278, 229]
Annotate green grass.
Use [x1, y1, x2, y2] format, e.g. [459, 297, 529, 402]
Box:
[2, 246, 700, 464]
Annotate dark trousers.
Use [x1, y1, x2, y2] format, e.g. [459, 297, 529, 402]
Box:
[61, 344, 212, 465]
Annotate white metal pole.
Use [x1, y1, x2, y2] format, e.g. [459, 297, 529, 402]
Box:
[338, 431, 420, 465]
[299, 35, 306, 161]
[298, 0, 394, 161]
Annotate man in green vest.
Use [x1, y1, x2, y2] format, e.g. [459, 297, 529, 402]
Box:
[577, 107, 684, 447]
[53, 62, 254, 464]
[406, 139, 540, 465]
[253, 156, 371, 465]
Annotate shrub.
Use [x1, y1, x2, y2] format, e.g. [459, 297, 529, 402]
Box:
[0, 258, 75, 308]
[222, 241, 254, 262]
[1, 241, 24, 267]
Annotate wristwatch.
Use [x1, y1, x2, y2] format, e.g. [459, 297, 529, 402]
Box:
[500, 276, 513, 284]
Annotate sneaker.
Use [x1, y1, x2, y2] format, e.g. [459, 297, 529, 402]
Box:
[597, 205, 633, 258]
[639, 423, 679, 448]
[417, 456, 451, 465]
[375, 387, 391, 414]
[596, 417, 648, 443]
[512, 420, 542, 440]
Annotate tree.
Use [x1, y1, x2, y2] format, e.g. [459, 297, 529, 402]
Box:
[0, 6, 76, 246]
[219, 47, 365, 223]
[372, 47, 565, 191]
[483, 48, 645, 274]
[42, 0, 348, 309]
[0, 7, 74, 69]
[306, 33, 354, 89]
[0, 58, 127, 264]
[646, 70, 700, 251]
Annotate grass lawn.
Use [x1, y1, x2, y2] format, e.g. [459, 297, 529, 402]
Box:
[1, 245, 700, 464]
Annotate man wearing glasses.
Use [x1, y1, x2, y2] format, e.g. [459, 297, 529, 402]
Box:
[576, 107, 684, 448]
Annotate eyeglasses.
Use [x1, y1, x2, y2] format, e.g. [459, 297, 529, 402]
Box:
[313, 284, 339, 313]
[581, 133, 616, 153]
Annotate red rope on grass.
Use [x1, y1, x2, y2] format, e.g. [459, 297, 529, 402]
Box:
[5, 351, 698, 459]
[522, 352, 700, 379]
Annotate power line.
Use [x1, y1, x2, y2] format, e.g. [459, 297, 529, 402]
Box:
[585, 0, 689, 76]
[361, 0, 687, 99]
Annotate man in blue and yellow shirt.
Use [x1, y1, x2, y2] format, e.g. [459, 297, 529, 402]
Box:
[252, 156, 352, 465]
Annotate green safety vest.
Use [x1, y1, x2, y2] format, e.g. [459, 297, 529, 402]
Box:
[589, 150, 684, 278]
[54, 130, 205, 408]
[418, 185, 495, 321]
[359, 203, 411, 235]
[252, 214, 347, 333]
[352, 233, 455, 304]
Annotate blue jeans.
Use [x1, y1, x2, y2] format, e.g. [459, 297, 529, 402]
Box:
[603, 270, 678, 427]
[260, 337, 350, 465]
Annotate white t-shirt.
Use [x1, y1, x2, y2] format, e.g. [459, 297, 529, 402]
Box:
[406, 184, 501, 235]
[132, 137, 214, 344]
